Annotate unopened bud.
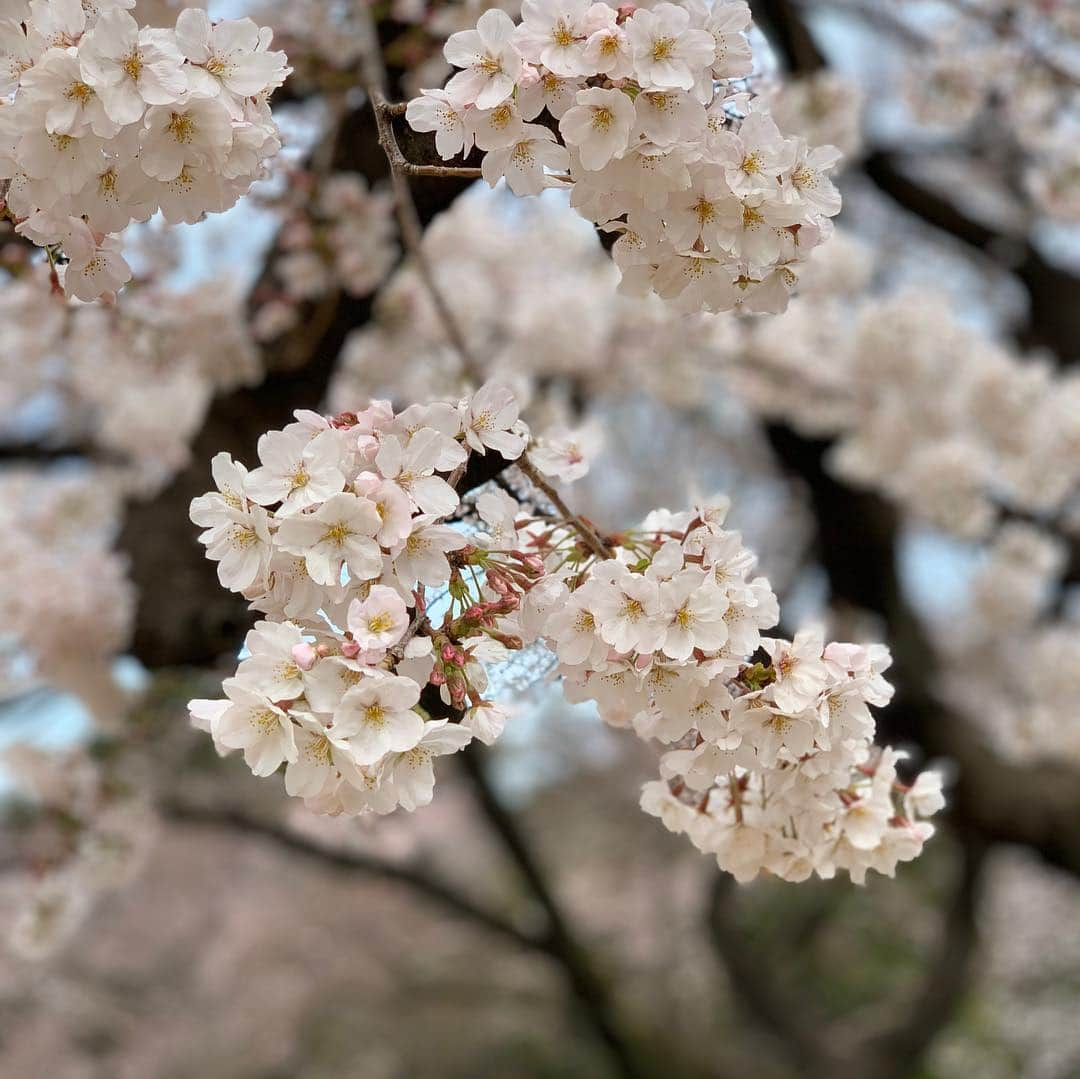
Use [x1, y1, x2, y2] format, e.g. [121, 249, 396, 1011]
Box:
[291, 642, 317, 671]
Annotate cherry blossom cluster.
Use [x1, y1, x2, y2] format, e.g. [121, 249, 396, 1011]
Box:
[3, 743, 153, 960]
[939, 523, 1080, 765]
[0, 0, 289, 299]
[0, 258, 263, 715]
[329, 193, 1080, 782]
[897, 1, 1079, 222]
[793, 290, 1080, 539]
[188, 385, 941, 883]
[539, 506, 942, 883]
[254, 171, 399, 342]
[947, 621, 1080, 767]
[188, 383, 532, 816]
[760, 68, 864, 164]
[332, 188, 753, 415]
[0, 261, 260, 489]
[405, 0, 843, 314]
[0, 468, 133, 717]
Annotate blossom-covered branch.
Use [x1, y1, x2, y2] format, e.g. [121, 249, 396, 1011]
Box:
[0, 1, 290, 298]
[403, 0, 844, 315]
[188, 384, 943, 884]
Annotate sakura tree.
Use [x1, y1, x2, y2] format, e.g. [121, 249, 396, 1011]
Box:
[0, 0, 1078, 1075]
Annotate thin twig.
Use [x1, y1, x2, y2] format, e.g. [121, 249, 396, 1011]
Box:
[401, 163, 484, 178]
[354, 4, 485, 384]
[517, 455, 613, 559]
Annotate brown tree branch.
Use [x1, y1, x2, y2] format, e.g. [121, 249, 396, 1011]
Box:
[355, 1, 485, 384]
[458, 745, 659, 1079]
[866, 831, 988, 1079]
[706, 870, 834, 1076]
[162, 798, 545, 952]
[517, 457, 614, 560]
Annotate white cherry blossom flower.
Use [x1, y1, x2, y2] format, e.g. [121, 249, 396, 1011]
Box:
[513, 0, 593, 77]
[481, 123, 570, 196]
[347, 585, 409, 654]
[461, 381, 527, 457]
[19, 48, 119, 137]
[59, 220, 132, 301]
[381, 721, 474, 811]
[443, 7, 523, 110]
[214, 680, 297, 776]
[174, 8, 289, 114]
[79, 9, 187, 125]
[405, 88, 474, 160]
[246, 429, 346, 514]
[625, 3, 715, 91]
[139, 95, 234, 181]
[527, 422, 602, 482]
[275, 492, 382, 587]
[391, 517, 467, 589]
[559, 86, 635, 170]
[284, 714, 357, 798]
[333, 674, 425, 766]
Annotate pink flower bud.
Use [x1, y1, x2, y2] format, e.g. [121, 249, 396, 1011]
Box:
[487, 570, 512, 595]
[342, 640, 361, 659]
[291, 642, 317, 671]
[521, 554, 545, 576]
[447, 672, 468, 705]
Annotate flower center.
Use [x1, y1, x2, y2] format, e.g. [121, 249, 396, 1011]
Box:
[122, 50, 143, 81]
[552, 22, 575, 47]
[289, 465, 310, 492]
[65, 81, 93, 103]
[252, 709, 279, 733]
[167, 111, 196, 143]
[742, 204, 765, 229]
[651, 37, 675, 62]
[740, 151, 763, 175]
[591, 106, 615, 131]
[322, 522, 352, 546]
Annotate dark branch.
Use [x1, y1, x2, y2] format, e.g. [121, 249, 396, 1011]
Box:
[163, 798, 545, 952]
[867, 832, 988, 1079]
[458, 745, 658, 1079]
[707, 870, 834, 1075]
